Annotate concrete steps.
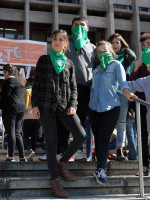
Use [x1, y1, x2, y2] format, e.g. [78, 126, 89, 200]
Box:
[0, 160, 149, 198]
[0, 149, 149, 198]
[0, 160, 138, 177]
[1, 175, 150, 198]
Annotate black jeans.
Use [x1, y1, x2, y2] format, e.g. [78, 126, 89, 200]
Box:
[56, 119, 70, 154]
[2, 111, 25, 158]
[23, 119, 42, 151]
[77, 85, 90, 127]
[139, 105, 149, 168]
[40, 113, 86, 179]
[89, 107, 120, 169]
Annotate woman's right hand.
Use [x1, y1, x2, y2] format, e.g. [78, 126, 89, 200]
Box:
[32, 107, 40, 119]
[134, 60, 142, 72]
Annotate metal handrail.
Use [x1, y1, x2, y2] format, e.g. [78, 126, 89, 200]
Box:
[131, 97, 150, 198]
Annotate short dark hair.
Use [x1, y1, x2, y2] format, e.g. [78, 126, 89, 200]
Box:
[140, 33, 150, 43]
[71, 16, 88, 26]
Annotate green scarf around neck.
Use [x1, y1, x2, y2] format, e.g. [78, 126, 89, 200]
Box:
[98, 51, 114, 71]
[26, 86, 32, 89]
[116, 52, 125, 64]
[50, 50, 66, 74]
[142, 46, 150, 66]
[72, 25, 87, 50]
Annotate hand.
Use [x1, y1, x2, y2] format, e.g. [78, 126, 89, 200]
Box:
[134, 60, 142, 72]
[32, 107, 40, 119]
[123, 89, 137, 101]
[67, 107, 76, 115]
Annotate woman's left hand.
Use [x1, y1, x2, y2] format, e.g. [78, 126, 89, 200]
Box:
[123, 89, 137, 101]
[67, 107, 76, 115]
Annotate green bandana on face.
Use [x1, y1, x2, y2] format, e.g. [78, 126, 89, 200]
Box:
[98, 52, 114, 71]
[116, 52, 125, 64]
[72, 25, 87, 50]
[142, 47, 150, 66]
[50, 51, 66, 74]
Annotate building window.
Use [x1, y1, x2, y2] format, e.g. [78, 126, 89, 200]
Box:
[31, 29, 47, 42]
[0, 27, 23, 39]
[58, 0, 79, 4]
[39, 0, 53, 1]
[0, 28, 4, 37]
[139, 7, 150, 12]
[113, 4, 131, 10]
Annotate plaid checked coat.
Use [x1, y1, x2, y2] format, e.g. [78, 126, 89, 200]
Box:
[31, 55, 78, 116]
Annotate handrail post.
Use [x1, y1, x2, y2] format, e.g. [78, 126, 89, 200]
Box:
[136, 101, 144, 198]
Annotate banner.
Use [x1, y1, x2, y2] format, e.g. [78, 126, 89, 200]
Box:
[0, 37, 47, 66]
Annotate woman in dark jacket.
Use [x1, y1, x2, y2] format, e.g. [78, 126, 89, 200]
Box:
[32, 30, 86, 198]
[1, 64, 26, 161]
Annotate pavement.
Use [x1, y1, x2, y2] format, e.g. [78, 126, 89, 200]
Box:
[0, 194, 150, 200]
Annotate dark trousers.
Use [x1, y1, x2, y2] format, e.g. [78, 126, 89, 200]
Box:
[40, 113, 86, 179]
[139, 105, 149, 168]
[56, 84, 90, 154]
[23, 119, 42, 151]
[2, 111, 25, 158]
[56, 119, 70, 155]
[77, 84, 90, 127]
[89, 107, 120, 169]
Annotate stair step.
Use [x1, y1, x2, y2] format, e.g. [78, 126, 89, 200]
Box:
[0, 161, 139, 177]
[0, 176, 150, 197]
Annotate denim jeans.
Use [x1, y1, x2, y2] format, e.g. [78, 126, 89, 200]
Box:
[116, 93, 129, 147]
[126, 114, 138, 160]
[85, 116, 92, 159]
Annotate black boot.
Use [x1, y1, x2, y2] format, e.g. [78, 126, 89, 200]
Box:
[116, 148, 128, 161]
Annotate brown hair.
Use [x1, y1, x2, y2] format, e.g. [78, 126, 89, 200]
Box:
[3, 64, 26, 87]
[94, 40, 116, 68]
[97, 40, 116, 58]
[51, 30, 69, 53]
[140, 33, 150, 43]
[108, 33, 129, 49]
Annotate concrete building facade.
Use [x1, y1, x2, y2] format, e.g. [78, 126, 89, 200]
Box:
[0, 0, 150, 58]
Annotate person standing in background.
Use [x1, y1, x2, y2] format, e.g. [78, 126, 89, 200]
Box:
[108, 33, 136, 161]
[66, 16, 96, 161]
[129, 33, 150, 176]
[23, 77, 42, 161]
[1, 64, 26, 162]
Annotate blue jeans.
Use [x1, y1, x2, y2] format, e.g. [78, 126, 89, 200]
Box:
[126, 114, 138, 160]
[85, 117, 92, 159]
[116, 93, 128, 147]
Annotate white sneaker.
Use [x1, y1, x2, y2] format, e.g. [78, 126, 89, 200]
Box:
[74, 150, 87, 161]
[39, 154, 62, 161]
[27, 150, 35, 161]
[39, 154, 47, 161]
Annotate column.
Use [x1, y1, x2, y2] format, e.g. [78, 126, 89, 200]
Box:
[131, 0, 141, 59]
[53, 0, 59, 32]
[24, 0, 30, 40]
[105, 0, 115, 40]
[80, 0, 87, 18]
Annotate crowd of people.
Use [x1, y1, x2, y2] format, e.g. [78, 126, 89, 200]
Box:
[0, 16, 150, 198]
